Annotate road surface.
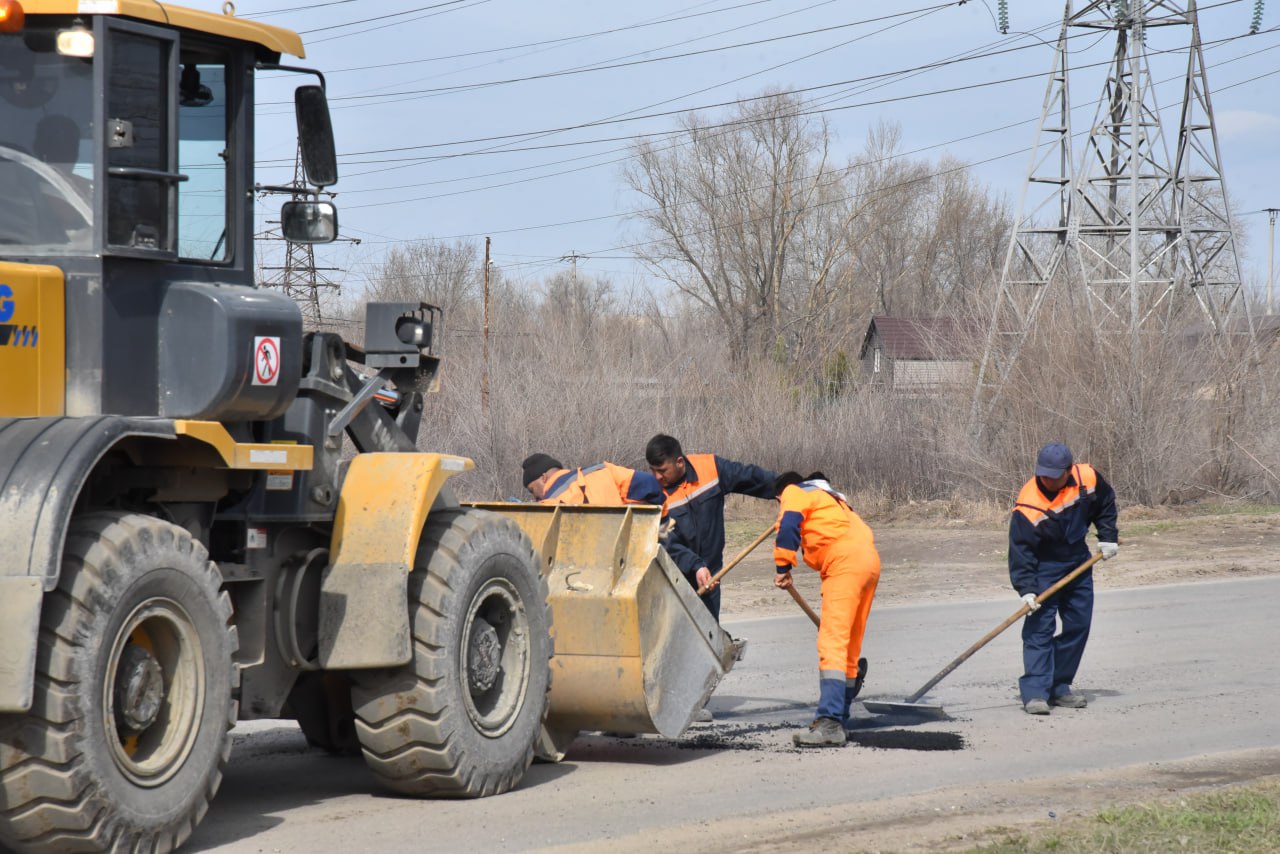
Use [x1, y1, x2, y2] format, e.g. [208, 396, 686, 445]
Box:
[188, 575, 1280, 852]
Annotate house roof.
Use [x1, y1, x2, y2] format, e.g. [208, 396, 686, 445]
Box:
[860, 316, 979, 360]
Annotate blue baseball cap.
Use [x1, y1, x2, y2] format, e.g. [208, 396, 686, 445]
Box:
[1035, 442, 1073, 477]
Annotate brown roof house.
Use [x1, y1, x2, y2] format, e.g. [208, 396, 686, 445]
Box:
[859, 315, 979, 394]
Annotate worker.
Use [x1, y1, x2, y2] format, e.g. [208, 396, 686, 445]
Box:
[645, 434, 777, 622]
[521, 453, 664, 506]
[773, 471, 880, 748]
[1009, 442, 1118, 716]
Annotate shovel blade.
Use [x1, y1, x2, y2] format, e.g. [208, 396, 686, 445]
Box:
[860, 700, 951, 721]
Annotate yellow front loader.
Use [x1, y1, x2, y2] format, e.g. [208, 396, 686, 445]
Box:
[0, 3, 738, 852]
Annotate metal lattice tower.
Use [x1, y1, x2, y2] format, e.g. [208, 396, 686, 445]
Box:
[972, 0, 1246, 425]
[257, 151, 345, 327]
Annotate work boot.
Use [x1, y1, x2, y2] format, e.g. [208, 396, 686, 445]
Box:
[849, 657, 868, 700]
[1023, 698, 1051, 715]
[842, 658, 869, 723]
[1051, 691, 1087, 709]
[793, 717, 846, 747]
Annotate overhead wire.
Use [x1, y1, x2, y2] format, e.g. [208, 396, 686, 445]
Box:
[333, 27, 1279, 251]
[250, 2, 1272, 281]
[324, 14, 1276, 199]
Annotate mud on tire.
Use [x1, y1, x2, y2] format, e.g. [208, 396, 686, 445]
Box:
[349, 508, 551, 798]
[0, 512, 238, 853]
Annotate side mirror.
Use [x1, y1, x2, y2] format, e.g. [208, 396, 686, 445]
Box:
[295, 84, 337, 187]
[281, 200, 338, 244]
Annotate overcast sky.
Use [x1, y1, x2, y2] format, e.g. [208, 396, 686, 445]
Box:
[239, 0, 1280, 308]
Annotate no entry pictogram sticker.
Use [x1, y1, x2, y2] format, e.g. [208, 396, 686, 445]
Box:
[253, 336, 281, 386]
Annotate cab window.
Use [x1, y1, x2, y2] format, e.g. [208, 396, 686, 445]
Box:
[177, 55, 229, 262]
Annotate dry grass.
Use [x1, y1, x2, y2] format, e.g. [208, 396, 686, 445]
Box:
[950, 780, 1280, 854]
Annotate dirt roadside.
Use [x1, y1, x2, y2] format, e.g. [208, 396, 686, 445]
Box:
[717, 503, 1280, 620]
[706, 504, 1280, 853]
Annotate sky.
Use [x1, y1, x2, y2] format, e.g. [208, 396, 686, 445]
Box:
[235, 0, 1280, 309]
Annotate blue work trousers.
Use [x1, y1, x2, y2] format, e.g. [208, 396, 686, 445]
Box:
[700, 584, 721, 622]
[1019, 562, 1093, 704]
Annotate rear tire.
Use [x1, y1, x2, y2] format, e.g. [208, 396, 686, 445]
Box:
[0, 512, 237, 853]
[349, 508, 551, 797]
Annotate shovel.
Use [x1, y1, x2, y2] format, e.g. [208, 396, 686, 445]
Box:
[695, 523, 776, 595]
[702, 529, 822, 627]
[862, 551, 1105, 720]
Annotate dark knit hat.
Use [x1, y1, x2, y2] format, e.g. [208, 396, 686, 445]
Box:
[521, 453, 563, 487]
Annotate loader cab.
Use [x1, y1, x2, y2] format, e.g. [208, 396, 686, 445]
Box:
[0, 0, 335, 418]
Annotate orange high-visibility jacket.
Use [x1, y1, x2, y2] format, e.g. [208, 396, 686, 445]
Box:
[773, 480, 873, 572]
[1009, 463, 1118, 595]
[539, 462, 663, 506]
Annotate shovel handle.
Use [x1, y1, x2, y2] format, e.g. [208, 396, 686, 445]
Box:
[695, 523, 776, 595]
[902, 551, 1105, 704]
[786, 584, 822, 627]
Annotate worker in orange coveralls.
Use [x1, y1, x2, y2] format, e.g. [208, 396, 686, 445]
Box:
[773, 471, 880, 747]
[521, 453, 664, 507]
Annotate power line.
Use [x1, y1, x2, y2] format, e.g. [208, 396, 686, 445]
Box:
[310, 4, 963, 104]
[313, 0, 798, 75]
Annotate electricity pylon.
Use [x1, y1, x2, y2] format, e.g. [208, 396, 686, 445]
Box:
[257, 151, 355, 327]
[971, 0, 1247, 427]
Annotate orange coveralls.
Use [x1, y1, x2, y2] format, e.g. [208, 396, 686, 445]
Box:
[775, 481, 881, 720]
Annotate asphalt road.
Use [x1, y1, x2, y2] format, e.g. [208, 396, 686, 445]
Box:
[188, 575, 1280, 853]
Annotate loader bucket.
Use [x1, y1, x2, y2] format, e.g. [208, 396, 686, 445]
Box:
[470, 503, 739, 760]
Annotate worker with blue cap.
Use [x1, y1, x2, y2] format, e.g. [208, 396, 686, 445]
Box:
[1009, 442, 1119, 715]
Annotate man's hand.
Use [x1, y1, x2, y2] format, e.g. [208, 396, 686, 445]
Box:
[1021, 592, 1040, 612]
[775, 569, 793, 589]
[695, 567, 715, 592]
[1099, 541, 1118, 560]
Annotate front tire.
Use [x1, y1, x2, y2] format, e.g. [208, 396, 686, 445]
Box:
[0, 512, 238, 853]
[350, 508, 551, 797]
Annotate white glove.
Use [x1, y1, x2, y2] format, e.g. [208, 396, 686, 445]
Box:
[1099, 542, 1118, 560]
[1021, 593, 1040, 612]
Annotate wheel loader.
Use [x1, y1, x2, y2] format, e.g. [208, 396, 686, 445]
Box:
[0, 3, 739, 851]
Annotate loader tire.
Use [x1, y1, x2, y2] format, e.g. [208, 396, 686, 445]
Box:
[0, 512, 238, 854]
[349, 508, 551, 798]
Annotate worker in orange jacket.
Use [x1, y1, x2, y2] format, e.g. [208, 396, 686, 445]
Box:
[774, 471, 880, 747]
[521, 453, 664, 506]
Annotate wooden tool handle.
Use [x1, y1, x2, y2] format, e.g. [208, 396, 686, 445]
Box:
[903, 552, 1104, 704]
[786, 583, 822, 627]
[695, 523, 776, 595]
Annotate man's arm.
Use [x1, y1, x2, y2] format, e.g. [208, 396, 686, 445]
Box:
[714, 456, 778, 499]
[1091, 469, 1119, 543]
[661, 516, 710, 582]
[1008, 512, 1041, 596]
[623, 469, 665, 506]
[773, 512, 803, 569]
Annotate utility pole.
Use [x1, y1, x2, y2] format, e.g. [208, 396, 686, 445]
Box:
[482, 236, 491, 417]
[559, 250, 587, 286]
[1267, 209, 1278, 315]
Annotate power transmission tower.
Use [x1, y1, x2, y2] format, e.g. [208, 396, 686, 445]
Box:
[972, 0, 1247, 426]
[257, 150, 357, 327]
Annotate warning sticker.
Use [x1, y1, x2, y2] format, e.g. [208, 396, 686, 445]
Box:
[253, 336, 281, 386]
[246, 528, 268, 550]
[266, 473, 294, 491]
[267, 440, 297, 491]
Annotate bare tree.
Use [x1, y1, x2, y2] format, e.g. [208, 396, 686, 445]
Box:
[625, 90, 856, 365]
